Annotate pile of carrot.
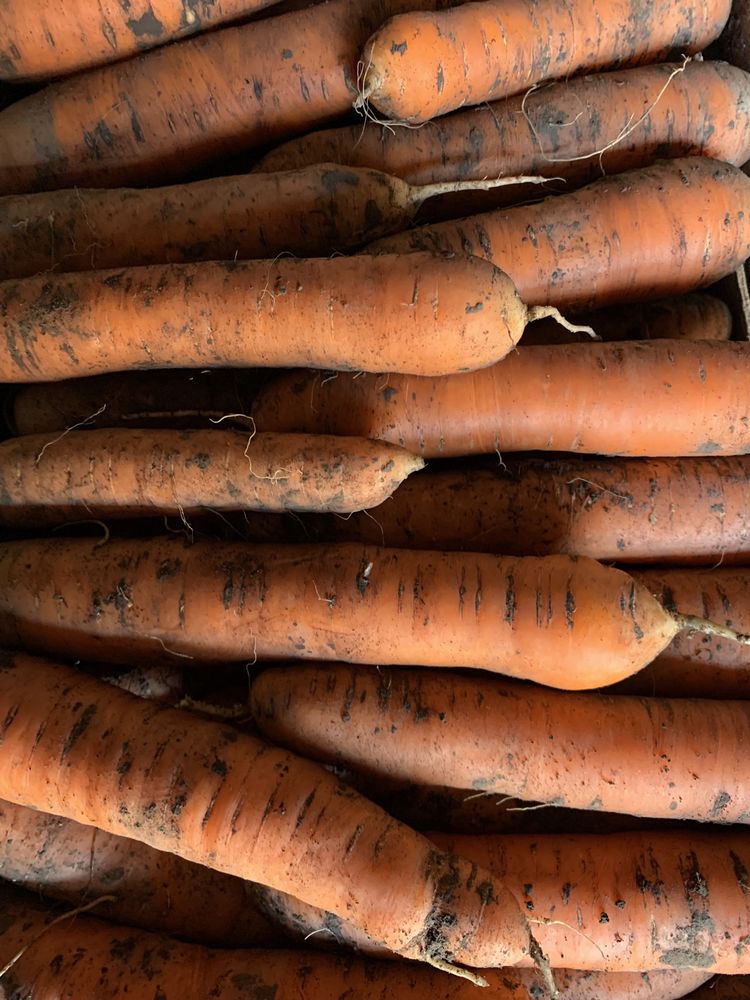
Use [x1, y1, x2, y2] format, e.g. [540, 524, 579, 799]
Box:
[2, 0, 750, 997]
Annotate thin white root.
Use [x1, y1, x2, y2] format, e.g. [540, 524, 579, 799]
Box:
[34, 403, 107, 465]
[424, 956, 489, 988]
[526, 305, 598, 340]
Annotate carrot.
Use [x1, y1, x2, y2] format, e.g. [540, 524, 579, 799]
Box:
[307, 456, 750, 565]
[0, 0, 284, 81]
[0, 536, 744, 689]
[0, 253, 590, 383]
[0, 651, 534, 981]
[251, 340, 750, 459]
[367, 158, 750, 310]
[0, 428, 425, 524]
[250, 663, 750, 822]
[0, 798, 279, 947]
[0, 164, 547, 280]
[0, 0, 460, 194]
[357, 0, 731, 124]
[257, 61, 750, 199]
[0, 881, 707, 1000]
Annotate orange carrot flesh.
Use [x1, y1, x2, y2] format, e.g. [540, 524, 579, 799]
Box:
[308, 457, 750, 566]
[0, 428, 425, 522]
[0, 537, 683, 689]
[251, 340, 750, 459]
[359, 0, 731, 123]
[366, 158, 750, 310]
[250, 664, 750, 822]
[0, 254, 530, 382]
[0, 650, 532, 975]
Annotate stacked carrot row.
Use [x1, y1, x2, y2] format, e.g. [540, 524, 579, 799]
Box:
[0, 1, 750, 998]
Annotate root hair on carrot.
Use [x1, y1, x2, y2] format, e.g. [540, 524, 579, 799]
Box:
[34, 403, 107, 465]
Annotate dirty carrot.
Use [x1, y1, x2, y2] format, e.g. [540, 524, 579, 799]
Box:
[251, 340, 750, 459]
[0, 253, 586, 382]
[0, 536, 744, 689]
[366, 158, 750, 310]
[306, 456, 750, 565]
[250, 663, 750, 822]
[357, 0, 731, 123]
[0, 651, 533, 981]
[0, 164, 547, 280]
[0, 428, 425, 523]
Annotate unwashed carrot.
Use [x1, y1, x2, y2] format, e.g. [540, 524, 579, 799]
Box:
[367, 158, 750, 310]
[0, 253, 578, 382]
[0, 428, 424, 523]
[309, 456, 750, 565]
[357, 0, 731, 123]
[0, 536, 743, 689]
[0, 651, 533, 980]
[251, 340, 750, 459]
[250, 663, 750, 822]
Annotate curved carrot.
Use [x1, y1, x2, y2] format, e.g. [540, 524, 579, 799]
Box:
[0, 537, 708, 689]
[367, 158, 750, 310]
[250, 663, 750, 822]
[251, 340, 750, 459]
[358, 0, 731, 123]
[0, 428, 425, 523]
[0, 253, 564, 382]
[0, 651, 532, 979]
[307, 457, 750, 565]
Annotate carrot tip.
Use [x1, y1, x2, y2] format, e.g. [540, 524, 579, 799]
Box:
[424, 956, 489, 987]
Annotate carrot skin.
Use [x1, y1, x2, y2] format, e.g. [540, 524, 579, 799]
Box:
[0, 537, 679, 689]
[250, 664, 750, 822]
[366, 158, 750, 310]
[251, 340, 750, 459]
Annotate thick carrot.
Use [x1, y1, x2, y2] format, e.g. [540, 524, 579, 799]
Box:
[251, 340, 750, 459]
[257, 61, 750, 196]
[0, 0, 284, 81]
[0, 536, 720, 688]
[308, 457, 750, 565]
[0, 798, 279, 947]
[357, 0, 731, 123]
[0, 253, 563, 382]
[367, 158, 750, 310]
[0, 0, 458, 194]
[0, 882, 706, 1000]
[250, 664, 750, 821]
[0, 651, 533, 979]
[257, 830, 750, 973]
[0, 164, 544, 280]
[0, 428, 425, 523]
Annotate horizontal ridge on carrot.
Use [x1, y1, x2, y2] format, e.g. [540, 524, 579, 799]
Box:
[251, 340, 750, 459]
[251, 663, 750, 822]
[0, 536, 743, 689]
[366, 158, 750, 310]
[357, 0, 731, 123]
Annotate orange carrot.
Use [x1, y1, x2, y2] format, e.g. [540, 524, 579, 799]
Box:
[367, 158, 750, 310]
[357, 0, 731, 123]
[251, 340, 750, 459]
[251, 663, 750, 822]
[0, 253, 575, 382]
[0, 650, 533, 981]
[0, 428, 425, 523]
[308, 456, 750, 566]
[0, 536, 743, 689]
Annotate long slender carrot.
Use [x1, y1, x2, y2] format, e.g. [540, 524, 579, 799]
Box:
[250, 663, 750, 822]
[0, 651, 533, 980]
[0, 881, 707, 1000]
[308, 457, 750, 565]
[357, 0, 731, 123]
[257, 61, 750, 195]
[0, 0, 459, 194]
[251, 340, 750, 459]
[0, 536, 731, 689]
[367, 158, 750, 310]
[0, 428, 425, 523]
[0, 253, 576, 382]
